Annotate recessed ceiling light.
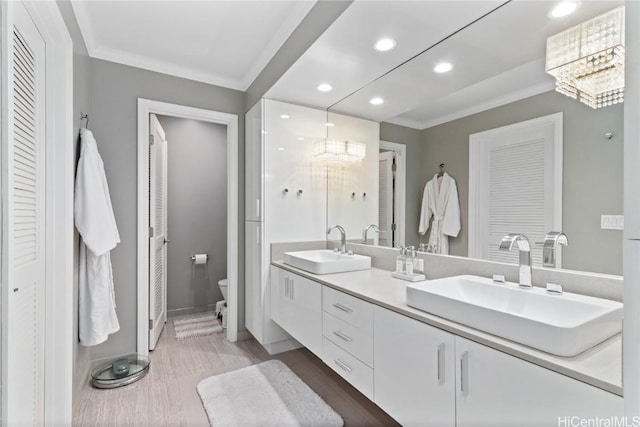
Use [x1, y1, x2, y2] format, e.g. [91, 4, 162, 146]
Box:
[278, 147, 285, 151]
[296, 137, 304, 141]
[549, 1, 579, 18]
[317, 83, 333, 92]
[369, 97, 384, 105]
[325, 122, 335, 127]
[280, 114, 290, 119]
[434, 62, 453, 73]
[374, 38, 396, 52]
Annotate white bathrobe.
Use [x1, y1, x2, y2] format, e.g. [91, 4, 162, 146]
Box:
[75, 128, 121, 346]
[418, 172, 461, 254]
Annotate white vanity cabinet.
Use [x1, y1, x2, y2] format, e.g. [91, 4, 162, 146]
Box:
[270, 266, 322, 355]
[245, 99, 327, 351]
[321, 287, 375, 399]
[373, 310, 622, 427]
[373, 306, 456, 427]
[267, 266, 622, 425]
[245, 98, 263, 222]
[454, 337, 622, 426]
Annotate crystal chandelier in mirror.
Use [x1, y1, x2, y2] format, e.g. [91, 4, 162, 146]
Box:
[545, 6, 625, 109]
[313, 139, 366, 163]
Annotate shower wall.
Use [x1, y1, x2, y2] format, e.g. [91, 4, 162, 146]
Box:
[157, 115, 228, 313]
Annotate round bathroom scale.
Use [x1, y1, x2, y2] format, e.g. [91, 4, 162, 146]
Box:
[91, 354, 151, 389]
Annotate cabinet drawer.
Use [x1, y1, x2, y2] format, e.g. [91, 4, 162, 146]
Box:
[322, 338, 374, 400]
[322, 287, 372, 333]
[323, 311, 373, 367]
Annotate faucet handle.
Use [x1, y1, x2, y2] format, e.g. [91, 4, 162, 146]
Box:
[492, 274, 506, 284]
[546, 282, 563, 295]
[544, 232, 568, 248]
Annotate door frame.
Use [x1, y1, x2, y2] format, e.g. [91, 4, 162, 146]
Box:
[136, 99, 239, 355]
[380, 141, 406, 247]
[0, 1, 74, 424]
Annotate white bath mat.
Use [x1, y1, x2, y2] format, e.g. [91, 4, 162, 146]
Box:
[173, 312, 222, 340]
[197, 360, 343, 427]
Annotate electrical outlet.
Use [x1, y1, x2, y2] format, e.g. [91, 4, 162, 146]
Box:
[601, 215, 624, 230]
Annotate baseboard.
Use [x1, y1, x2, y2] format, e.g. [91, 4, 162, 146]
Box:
[167, 303, 218, 318]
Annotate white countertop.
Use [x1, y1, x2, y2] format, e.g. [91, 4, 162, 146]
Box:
[272, 261, 623, 396]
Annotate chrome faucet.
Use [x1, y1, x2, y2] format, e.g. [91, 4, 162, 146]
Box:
[499, 234, 533, 288]
[542, 232, 568, 268]
[327, 225, 347, 254]
[362, 224, 379, 244]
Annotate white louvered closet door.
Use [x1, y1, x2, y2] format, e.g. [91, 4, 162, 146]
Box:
[6, 1, 46, 425]
[469, 113, 562, 266]
[149, 114, 168, 350]
[379, 151, 394, 247]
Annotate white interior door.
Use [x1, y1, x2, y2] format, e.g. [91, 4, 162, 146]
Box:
[149, 114, 168, 350]
[5, 1, 46, 424]
[378, 151, 394, 247]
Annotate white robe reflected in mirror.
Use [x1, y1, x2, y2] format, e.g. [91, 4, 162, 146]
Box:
[419, 172, 461, 255]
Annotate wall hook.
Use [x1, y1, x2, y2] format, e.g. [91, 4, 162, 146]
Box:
[362, 192, 367, 198]
[351, 192, 356, 198]
[80, 112, 89, 128]
[282, 188, 289, 194]
[297, 189, 303, 196]
[605, 132, 614, 140]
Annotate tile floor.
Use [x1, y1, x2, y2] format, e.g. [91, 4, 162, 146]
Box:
[73, 318, 398, 426]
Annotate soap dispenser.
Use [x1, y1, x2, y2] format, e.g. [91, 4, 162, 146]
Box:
[396, 246, 405, 273]
[405, 246, 414, 275]
[413, 249, 424, 273]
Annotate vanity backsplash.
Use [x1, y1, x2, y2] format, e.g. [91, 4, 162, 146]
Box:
[271, 241, 622, 302]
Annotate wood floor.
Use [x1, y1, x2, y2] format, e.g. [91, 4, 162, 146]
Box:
[73, 318, 398, 426]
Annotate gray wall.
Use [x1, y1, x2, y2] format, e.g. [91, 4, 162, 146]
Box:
[55, 0, 92, 399]
[421, 90, 623, 275]
[379, 122, 423, 247]
[156, 116, 227, 312]
[88, 58, 245, 360]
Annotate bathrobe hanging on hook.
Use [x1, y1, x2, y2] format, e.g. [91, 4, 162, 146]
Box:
[418, 172, 461, 255]
[75, 128, 121, 346]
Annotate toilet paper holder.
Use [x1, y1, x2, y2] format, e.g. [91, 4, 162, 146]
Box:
[190, 254, 208, 263]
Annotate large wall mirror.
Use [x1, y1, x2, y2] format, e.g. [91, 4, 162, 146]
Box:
[326, 0, 624, 276]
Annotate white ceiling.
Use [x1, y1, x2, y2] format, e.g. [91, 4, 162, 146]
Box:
[267, 0, 504, 109]
[71, 0, 316, 91]
[267, 0, 625, 129]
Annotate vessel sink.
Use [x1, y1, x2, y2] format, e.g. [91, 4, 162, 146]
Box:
[406, 275, 622, 357]
[283, 250, 371, 275]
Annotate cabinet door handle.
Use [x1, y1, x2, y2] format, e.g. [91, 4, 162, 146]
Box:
[290, 279, 294, 300]
[437, 343, 445, 384]
[332, 331, 353, 343]
[256, 225, 260, 245]
[332, 303, 353, 313]
[284, 278, 289, 298]
[334, 359, 353, 373]
[460, 351, 469, 396]
[256, 199, 260, 218]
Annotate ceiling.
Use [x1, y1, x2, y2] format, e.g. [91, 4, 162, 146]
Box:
[70, 0, 316, 91]
[267, 0, 625, 129]
[266, 0, 505, 110]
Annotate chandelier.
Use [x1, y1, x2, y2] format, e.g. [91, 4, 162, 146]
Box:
[545, 6, 625, 109]
[313, 139, 366, 163]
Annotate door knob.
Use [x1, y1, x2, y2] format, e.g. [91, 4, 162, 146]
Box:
[164, 238, 170, 244]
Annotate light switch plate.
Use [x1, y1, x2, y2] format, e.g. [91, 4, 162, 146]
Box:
[601, 215, 624, 230]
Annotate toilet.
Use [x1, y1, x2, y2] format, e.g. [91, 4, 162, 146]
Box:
[218, 278, 228, 300]
[216, 279, 228, 328]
